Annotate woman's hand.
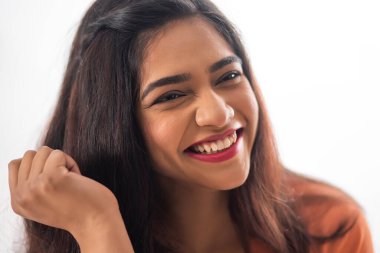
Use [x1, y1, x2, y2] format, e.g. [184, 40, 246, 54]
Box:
[8, 146, 134, 252]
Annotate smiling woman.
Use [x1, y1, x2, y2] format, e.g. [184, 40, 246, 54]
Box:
[138, 19, 257, 192]
[6, 0, 374, 253]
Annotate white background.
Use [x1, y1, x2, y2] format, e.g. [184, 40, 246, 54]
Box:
[1, 0, 379, 252]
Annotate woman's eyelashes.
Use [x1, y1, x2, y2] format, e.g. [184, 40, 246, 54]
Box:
[216, 70, 242, 85]
[152, 90, 187, 105]
[215, 70, 241, 85]
[151, 70, 242, 106]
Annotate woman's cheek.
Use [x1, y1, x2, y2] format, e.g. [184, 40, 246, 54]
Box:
[144, 114, 182, 150]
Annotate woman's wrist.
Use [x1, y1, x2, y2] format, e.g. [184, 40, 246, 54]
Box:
[71, 210, 134, 253]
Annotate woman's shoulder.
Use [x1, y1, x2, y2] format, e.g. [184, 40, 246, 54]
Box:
[285, 171, 374, 253]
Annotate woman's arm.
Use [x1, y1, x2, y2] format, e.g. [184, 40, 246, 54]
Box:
[73, 211, 134, 253]
[8, 146, 134, 253]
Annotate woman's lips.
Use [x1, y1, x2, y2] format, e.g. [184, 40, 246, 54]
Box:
[185, 129, 243, 163]
[188, 128, 237, 147]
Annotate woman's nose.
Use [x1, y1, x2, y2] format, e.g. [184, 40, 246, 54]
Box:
[195, 92, 234, 128]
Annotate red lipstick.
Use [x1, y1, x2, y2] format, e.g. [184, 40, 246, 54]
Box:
[188, 128, 237, 147]
[185, 128, 243, 163]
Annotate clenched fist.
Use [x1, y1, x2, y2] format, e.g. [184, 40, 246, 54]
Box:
[8, 146, 120, 239]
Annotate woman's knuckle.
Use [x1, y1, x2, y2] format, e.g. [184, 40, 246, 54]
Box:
[51, 149, 64, 156]
[10, 200, 21, 214]
[39, 145, 51, 151]
[49, 149, 65, 162]
[24, 150, 36, 157]
[16, 192, 32, 208]
[8, 160, 15, 168]
[8, 159, 20, 170]
[38, 145, 52, 154]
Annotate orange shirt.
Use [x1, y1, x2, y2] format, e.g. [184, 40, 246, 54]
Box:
[249, 176, 374, 253]
[249, 212, 373, 253]
[310, 211, 373, 253]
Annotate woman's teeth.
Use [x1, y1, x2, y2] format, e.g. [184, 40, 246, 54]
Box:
[192, 131, 237, 154]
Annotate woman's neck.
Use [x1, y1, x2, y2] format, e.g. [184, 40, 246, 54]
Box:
[158, 177, 245, 253]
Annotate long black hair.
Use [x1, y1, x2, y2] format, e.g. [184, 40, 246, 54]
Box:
[25, 1, 355, 252]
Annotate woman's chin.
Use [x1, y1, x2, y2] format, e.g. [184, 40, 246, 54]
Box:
[202, 168, 250, 191]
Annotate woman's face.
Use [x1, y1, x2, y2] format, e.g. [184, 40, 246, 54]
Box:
[138, 17, 259, 190]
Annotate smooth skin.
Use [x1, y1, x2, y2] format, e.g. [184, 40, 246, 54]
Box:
[8, 146, 134, 253]
[138, 17, 258, 253]
[8, 17, 258, 253]
[139, 19, 258, 191]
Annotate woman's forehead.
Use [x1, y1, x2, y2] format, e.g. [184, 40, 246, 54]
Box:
[140, 17, 234, 88]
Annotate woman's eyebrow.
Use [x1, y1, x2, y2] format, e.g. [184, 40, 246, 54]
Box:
[141, 73, 191, 100]
[141, 55, 242, 100]
[208, 55, 242, 73]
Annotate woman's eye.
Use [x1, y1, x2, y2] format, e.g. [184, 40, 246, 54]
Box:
[153, 91, 185, 105]
[217, 71, 241, 84]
